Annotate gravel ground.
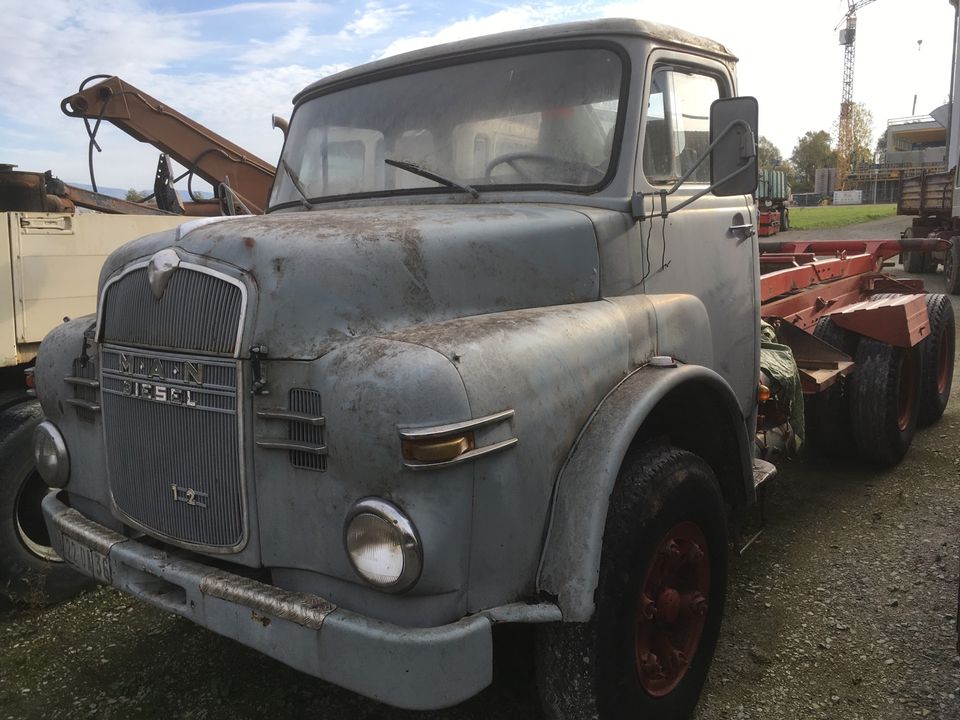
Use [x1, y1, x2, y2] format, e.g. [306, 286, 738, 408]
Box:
[1, 216, 957, 719]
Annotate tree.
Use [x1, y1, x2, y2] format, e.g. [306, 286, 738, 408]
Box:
[790, 131, 836, 192]
[125, 188, 144, 202]
[835, 101, 875, 172]
[758, 136, 783, 171]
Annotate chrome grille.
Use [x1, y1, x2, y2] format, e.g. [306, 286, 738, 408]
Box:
[100, 346, 244, 549]
[101, 266, 243, 356]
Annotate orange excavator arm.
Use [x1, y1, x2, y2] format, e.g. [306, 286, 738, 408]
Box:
[61, 76, 277, 215]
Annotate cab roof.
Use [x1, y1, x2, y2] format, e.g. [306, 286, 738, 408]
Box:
[293, 18, 737, 104]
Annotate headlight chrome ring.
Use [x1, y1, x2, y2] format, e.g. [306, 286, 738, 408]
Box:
[344, 498, 422, 593]
[33, 421, 70, 489]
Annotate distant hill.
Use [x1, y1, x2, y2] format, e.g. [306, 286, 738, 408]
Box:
[69, 183, 206, 201]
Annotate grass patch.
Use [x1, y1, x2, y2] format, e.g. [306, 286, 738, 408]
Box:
[789, 203, 897, 230]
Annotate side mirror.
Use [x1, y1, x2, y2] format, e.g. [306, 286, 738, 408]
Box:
[710, 97, 758, 197]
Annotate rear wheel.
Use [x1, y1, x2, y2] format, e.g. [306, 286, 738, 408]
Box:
[918, 293, 955, 426]
[904, 252, 926, 274]
[849, 338, 922, 465]
[537, 445, 727, 720]
[903, 229, 925, 274]
[804, 317, 860, 458]
[944, 237, 960, 295]
[780, 207, 790, 231]
[0, 402, 92, 606]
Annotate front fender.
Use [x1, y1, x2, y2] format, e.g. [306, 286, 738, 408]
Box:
[537, 363, 752, 621]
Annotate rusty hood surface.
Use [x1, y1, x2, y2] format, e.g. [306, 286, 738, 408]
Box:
[99, 204, 603, 359]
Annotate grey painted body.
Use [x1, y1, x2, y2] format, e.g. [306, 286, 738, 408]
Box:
[37, 19, 758, 709]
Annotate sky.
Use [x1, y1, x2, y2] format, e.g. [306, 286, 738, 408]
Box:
[1, 0, 956, 191]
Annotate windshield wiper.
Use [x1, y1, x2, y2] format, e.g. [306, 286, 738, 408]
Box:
[279, 158, 314, 209]
[385, 157, 480, 199]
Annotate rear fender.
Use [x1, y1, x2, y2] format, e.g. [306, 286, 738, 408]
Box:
[537, 363, 753, 621]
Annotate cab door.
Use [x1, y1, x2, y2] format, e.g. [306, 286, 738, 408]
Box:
[635, 53, 759, 417]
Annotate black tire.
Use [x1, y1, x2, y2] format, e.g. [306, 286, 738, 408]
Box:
[780, 207, 790, 231]
[849, 338, 922, 466]
[804, 317, 860, 458]
[918, 294, 955, 426]
[945, 237, 960, 295]
[0, 401, 92, 606]
[904, 251, 926, 274]
[537, 445, 727, 720]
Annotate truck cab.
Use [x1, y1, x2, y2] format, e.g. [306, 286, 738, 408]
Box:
[34, 19, 760, 718]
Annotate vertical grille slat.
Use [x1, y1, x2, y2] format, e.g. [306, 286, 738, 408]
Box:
[101, 267, 243, 356]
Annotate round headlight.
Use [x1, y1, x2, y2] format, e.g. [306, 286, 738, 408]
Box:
[33, 421, 70, 488]
[344, 498, 421, 592]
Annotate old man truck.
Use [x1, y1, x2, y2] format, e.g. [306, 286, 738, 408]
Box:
[31, 19, 953, 719]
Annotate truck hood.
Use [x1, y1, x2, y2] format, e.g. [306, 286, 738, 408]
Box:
[99, 204, 602, 359]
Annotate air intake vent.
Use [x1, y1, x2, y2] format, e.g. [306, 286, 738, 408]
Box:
[290, 389, 325, 472]
[65, 357, 100, 423]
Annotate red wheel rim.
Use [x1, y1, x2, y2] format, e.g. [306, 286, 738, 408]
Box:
[937, 323, 954, 395]
[897, 349, 920, 431]
[634, 521, 710, 697]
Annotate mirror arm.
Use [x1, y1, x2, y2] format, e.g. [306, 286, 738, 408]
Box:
[631, 119, 754, 221]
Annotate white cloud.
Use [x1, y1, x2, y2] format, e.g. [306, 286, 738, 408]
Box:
[341, 2, 411, 38]
[176, 1, 331, 19]
[241, 25, 314, 65]
[376, 3, 577, 58]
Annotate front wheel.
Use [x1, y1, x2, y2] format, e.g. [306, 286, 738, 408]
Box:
[537, 445, 727, 720]
[0, 401, 92, 606]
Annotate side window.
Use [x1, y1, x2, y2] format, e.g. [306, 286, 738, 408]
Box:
[643, 67, 721, 184]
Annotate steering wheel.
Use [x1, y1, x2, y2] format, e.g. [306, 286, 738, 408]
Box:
[484, 152, 605, 183]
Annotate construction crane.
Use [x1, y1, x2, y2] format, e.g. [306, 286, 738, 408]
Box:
[836, 0, 877, 189]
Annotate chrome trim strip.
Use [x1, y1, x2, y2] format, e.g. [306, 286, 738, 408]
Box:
[52, 506, 128, 556]
[96, 258, 249, 359]
[64, 376, 100, 389]
[256, 409, 326, 426]
[398, 409, 514, 440]
[256, 439, 328, 455]
[403, 437, 518, 470]
[198, 569, 336, 630]
[65, 398, 101, 413]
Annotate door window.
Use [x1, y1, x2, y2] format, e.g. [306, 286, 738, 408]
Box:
[643, 67, 721, 185]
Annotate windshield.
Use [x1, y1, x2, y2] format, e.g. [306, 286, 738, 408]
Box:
[270, 46, 625, 208]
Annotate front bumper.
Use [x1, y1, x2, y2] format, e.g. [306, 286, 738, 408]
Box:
[42, 492, 493, 710]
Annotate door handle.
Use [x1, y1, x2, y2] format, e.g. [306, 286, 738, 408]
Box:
[728, 223, 755, 239]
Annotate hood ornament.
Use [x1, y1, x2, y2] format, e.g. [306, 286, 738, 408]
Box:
[147, 248, 181, 299]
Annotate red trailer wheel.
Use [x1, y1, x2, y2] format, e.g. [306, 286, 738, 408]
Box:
[849, 338, 922, 465]
[918, 294, 955, 426]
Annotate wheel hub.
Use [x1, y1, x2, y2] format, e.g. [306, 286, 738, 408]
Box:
[634, 521, 710, 697]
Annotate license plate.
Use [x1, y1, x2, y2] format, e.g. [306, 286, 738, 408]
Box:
[61, 534, 112, 584]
